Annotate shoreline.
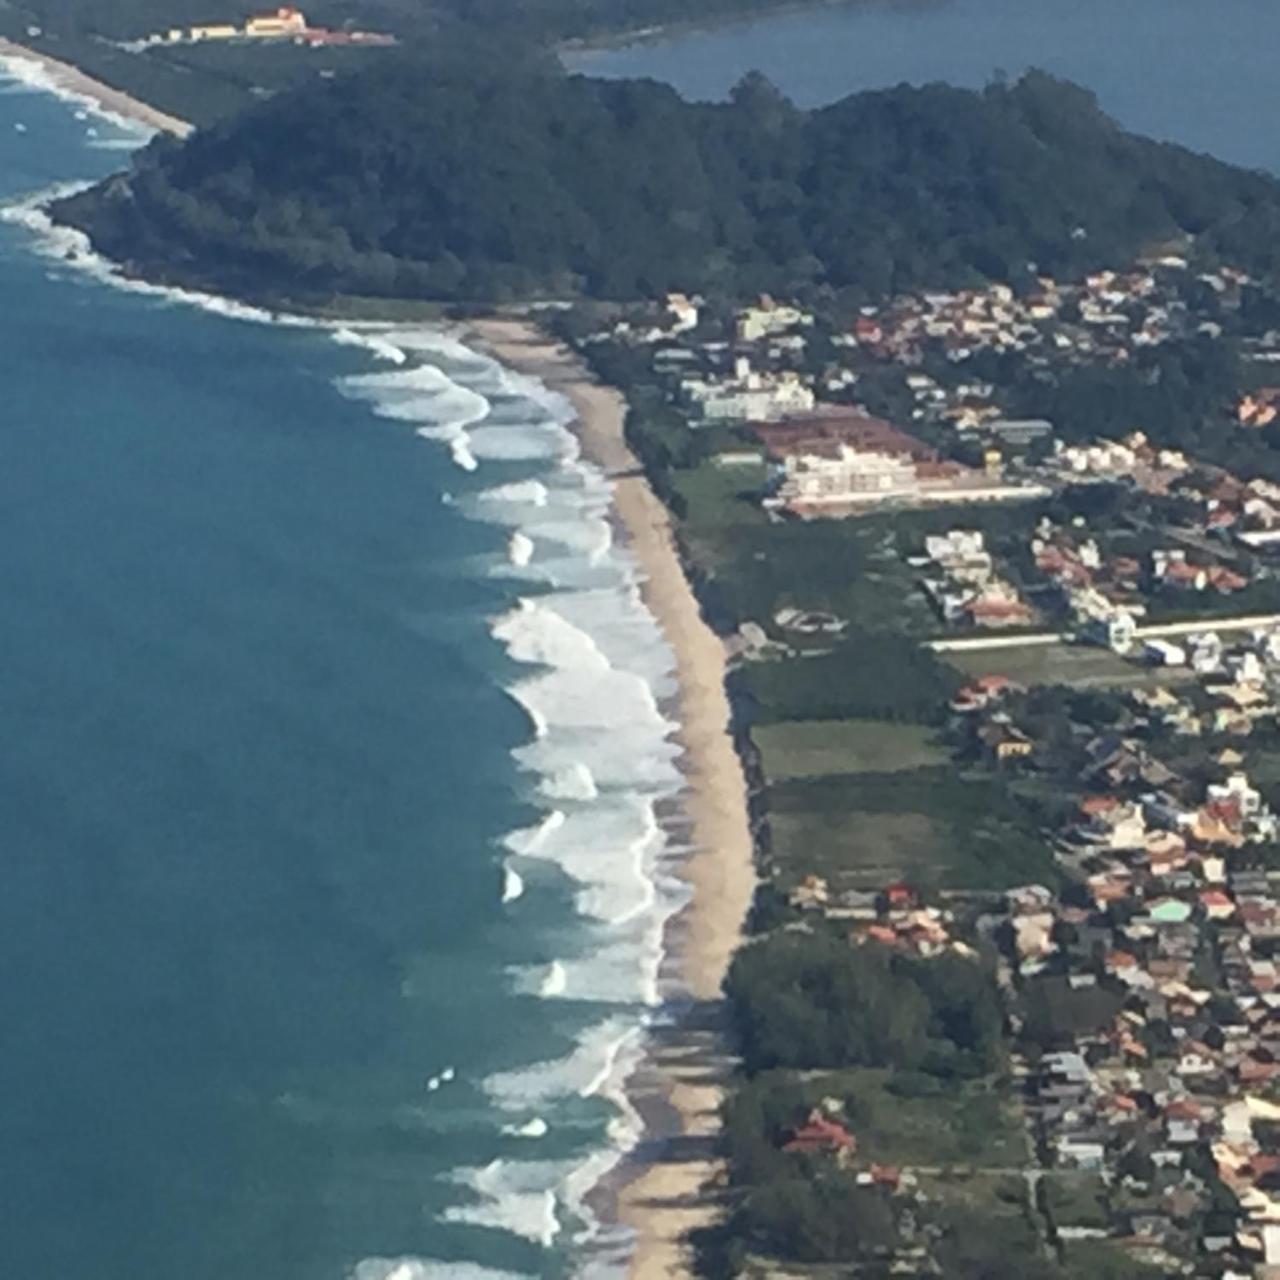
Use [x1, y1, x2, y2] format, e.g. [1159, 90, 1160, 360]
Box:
[467, 316, 757, 1277]
[0, 37, 192, 137]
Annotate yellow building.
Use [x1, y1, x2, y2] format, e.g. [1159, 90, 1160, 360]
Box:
[244, 7, 308, 36]
[189, 23, 239, 39]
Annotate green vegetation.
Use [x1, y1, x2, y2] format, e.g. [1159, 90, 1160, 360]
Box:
[741, 636, 959, 724]
[1020, 974, 1126, 1050]
[831, 1068, 1024, 1168]
[1, 0, 834, 50]
[765, 765, 1057, 891]
[754, 718, 947, 781]
[54, 65, 1280, 304]
[725, 931, 1005, 1075]
[0, 0, 413, 125]
[945, 641, 1191, 690]
[1043, 1172, 1111, 1231]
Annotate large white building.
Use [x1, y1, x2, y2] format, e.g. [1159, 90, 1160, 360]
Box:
[757, 410, 1048, 514]
[681, 358, 814, 424]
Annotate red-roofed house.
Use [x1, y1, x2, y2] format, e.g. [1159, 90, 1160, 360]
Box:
[783, 1110, 857, 1158]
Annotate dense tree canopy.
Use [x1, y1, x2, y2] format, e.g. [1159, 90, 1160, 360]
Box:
[724, 931, 1004, 1074]
[55, 63, 1280, 304]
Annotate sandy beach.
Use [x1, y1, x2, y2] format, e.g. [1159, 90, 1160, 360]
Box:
[0, 37, 192, 137]
[469, 316, 757, 1277]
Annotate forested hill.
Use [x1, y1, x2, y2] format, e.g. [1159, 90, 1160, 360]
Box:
[53, 63, 1280, 305]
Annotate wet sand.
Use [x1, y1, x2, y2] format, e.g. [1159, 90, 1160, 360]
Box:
[468, 316, 756, 1278]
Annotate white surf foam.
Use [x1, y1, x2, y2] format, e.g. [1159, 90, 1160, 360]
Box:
[443, 1160, 561, 1247]
[501, 863, 524, 903]
[331, 326, 408, 364]
[0, 52, 155, 140]
[539, 762, 598, 802]
[353, 1261, 532, 1280]
[0, 188, 327, 333]
[501, 1117, 548, 1139]
[478, 479, 549, 508]
[507, 532, 534, 568]
[484, 1018, 642, 1113]
[1, 146, 687, 1261]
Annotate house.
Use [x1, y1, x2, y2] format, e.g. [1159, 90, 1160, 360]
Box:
[1239, 390, 1280, 428]
[1082, 608, 1138, 653]
[883, 881, 918, 910]
[984, 418, 1054, 446]
[1056, 1137, 1106, 1170]
[952, 674, 1022, 712]
[977, 720, 1034, 764]
[244, 6, 308, 36]
[1146, 898, 1195, 926]
[757, 410, 1049, 514]
[737, 296, 812, 343]
[1152, 549, 1208, 592]
[665, 292, 699, 333]
[1200, 890, 1236, 922]
[1144, 639, 1187, 667]
[790, 875, 830, 911]
[682, 358, 814, 423]
[783, 1109, 857, 1158]
[188, 22, 239, 39]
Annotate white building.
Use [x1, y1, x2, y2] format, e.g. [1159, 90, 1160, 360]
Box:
[736, 298, 812, 343]
[681, 358, 814, 424]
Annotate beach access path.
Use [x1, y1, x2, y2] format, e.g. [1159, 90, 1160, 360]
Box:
[469, 316, 758, 1279]
[0, 36, 192, 137]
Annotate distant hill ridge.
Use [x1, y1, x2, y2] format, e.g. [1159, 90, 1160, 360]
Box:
[52, 63, 1280, 304]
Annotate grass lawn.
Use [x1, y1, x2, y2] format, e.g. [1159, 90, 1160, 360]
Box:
[1043, 1172, 1111, 1230]
[755, 718, 949, 782]
[671, 457, 769, 532]
[766, 766, 1057, 891]
[944, 642, 1199, 691]
[1061, 1240, 1169, 1278]
[916, 1168, 1045, 1263]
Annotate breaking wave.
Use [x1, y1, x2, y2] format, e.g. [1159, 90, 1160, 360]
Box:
[0, 124, 686, 1269]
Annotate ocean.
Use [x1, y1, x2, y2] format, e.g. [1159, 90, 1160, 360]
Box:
[0, 59, 689, 1280]
[569, 0, 1280, 174]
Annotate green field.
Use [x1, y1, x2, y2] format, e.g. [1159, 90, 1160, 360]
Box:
[754, 718, 948, 782]
[943, 641, 1195, 690]
[766, 766, 1057, 891]
[1043, 1172, 1111, 1230]
[828, 1068, 1026, 1169]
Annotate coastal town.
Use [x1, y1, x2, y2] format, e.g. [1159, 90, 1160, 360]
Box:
[11, 4, 1280, 1274]
[546, 252, 1280, 1277]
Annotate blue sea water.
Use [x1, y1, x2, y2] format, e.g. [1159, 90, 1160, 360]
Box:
[0, 61, 687, 1280]
[569, 0, 1280, 174]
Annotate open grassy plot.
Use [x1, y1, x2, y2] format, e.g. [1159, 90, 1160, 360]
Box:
[1043, 1172, 1111, 1230]
[670, 456, 770, 532]
[678, 499, 936, 638]
[829, 1069, 1026, 1169]
[1060, 1240, 1169, 1279]
[755, 718, 948, 782]
[916, 1170, 1046, 1268]
[766, 766, 1057, 891]
[944, 641, 1195, 691]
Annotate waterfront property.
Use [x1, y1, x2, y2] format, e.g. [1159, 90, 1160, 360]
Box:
[134, 7, 396, 49]
[756, 409, 1050, 515]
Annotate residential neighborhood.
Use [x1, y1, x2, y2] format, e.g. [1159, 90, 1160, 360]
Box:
[551, 236, 1280, 1279]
